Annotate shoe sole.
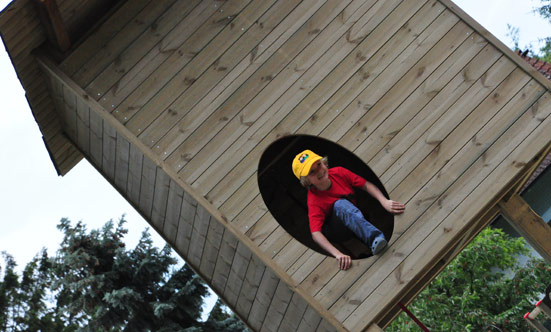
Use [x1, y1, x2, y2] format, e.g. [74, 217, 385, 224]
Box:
[372, 238, 387, 255]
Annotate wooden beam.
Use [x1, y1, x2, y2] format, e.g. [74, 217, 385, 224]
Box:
[34, 0, 71, 52]
[505, 142, 551, 200]
[366, 324, 384, 332]
[498, 194, 551, 262]
[377, 206, 500, 328]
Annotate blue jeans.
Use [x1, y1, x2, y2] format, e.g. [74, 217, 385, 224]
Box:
[323, 198, 384, 245]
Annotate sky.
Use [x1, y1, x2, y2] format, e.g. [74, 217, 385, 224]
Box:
[0, 0, 550, 317]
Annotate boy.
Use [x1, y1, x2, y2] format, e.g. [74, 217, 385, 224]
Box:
[292, 149, 405, 270]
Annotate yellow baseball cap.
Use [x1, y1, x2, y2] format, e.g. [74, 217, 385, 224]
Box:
[292, 150, 322, 179]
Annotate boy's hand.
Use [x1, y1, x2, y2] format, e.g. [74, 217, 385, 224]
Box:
[336, 253, 351, 270]
[383, 199, 405, 214]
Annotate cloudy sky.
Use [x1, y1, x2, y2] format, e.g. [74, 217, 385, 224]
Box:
[0, 0, 549, 276]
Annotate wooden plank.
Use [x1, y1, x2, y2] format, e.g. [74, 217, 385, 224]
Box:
[366, 324, 385, 332]
[177, 0, 388, 185]
[315, 318, 338, 332]
[163, 180, 184, 245]
[150, 0, 343, 159]
[211, 230, 239, 294]
[0, 1, 36, 33]
[114, 134, 130, 194]
[339, 92, 551, 329]
[122, 0, 323, 149]
[289, 251, 326, 285]
[259, 225, 292, 259]
[132, 0, 288, 144]
[2, 21, 42, 57]
[285, 0, 445, 143]
[98, 0, 220, 112]
[299, 256, 342, 299]
[499, 195, 551, 262]
[37, 54, 348, 331]
[223, 241, 253, 307]
[174, 192, 198, 257]
[235, 254, 266, 318]
[59, 0, 151, 75]
[75, 96, 90, 154]
[325, 11, 465, 146]
[278, 292, 309, 332]
[71, 0, 178, 87]
[368, 43, 502, 175]
[150, 167, 171, 232]
[506, 142, 551, 199]
[88, 108, 103, 166]
[245, 212, 279, 246]
[198, 217, 225, 281]
[126, 143, 143, 204]
[232, 195, 269, 233]
[222, 175, 261, 221]
[172, 0, 396, 187]
[296, 306, 323, 332]
[48, 137, 82, 176]
[247, 268, 280, 332]
[138, 155, 157, 219]
[273, 239, 308, 272]
[62, 83, 78, 141]
[320, 75, 544, 315]
[389, 67, 535, 201]
[439, 0, 551, 91]
[85, 0, 202, 98]
[354, 33, 488, 162]
[187, 204, 211, 268]
[113, 0, 253, 125]
[101, 120, 117, 180]
[200, 0, 444, 210]
[380, 55, 517, 191]
[46, 73, 64, 116]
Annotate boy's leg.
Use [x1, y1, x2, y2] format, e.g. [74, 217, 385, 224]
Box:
[332, 199, 384, 246]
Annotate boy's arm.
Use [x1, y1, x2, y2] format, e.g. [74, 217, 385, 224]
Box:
[312, 231, 351, 270]
[362, 181, 406, 214]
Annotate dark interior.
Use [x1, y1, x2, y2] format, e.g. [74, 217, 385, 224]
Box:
[257, 135, 394, 259]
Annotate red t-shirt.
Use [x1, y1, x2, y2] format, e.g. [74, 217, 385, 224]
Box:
[307, 167, 367, 233]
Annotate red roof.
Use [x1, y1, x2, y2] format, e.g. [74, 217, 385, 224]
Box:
[517, 49, 551, 79]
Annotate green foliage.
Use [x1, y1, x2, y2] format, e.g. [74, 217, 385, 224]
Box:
[507, 0, 551, 61]
[0, 217, 249, 332]
[387, 227, 551, 332]
[533, 0, 551, 61]
[536, 0, 551, 21]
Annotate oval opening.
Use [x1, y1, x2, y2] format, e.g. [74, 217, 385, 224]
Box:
[258, 135, 394, 259]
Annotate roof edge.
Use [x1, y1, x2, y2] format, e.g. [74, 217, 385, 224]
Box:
[440, 0, 551, 91]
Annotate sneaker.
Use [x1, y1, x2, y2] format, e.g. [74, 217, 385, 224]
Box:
[371, 236, 387, 255]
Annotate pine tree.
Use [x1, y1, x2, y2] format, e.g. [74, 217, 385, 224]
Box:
[0, 217, 249, 331]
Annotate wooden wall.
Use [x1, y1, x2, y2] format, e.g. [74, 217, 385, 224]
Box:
[38, 56, 337, 332]
[5, 0, 551, 330]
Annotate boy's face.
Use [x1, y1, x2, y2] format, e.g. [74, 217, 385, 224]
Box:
[307, 160, 331, 190]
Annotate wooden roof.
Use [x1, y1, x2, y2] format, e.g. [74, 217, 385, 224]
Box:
[2, 0, 551, 331]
